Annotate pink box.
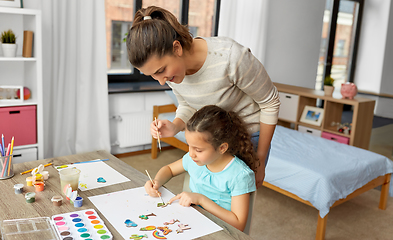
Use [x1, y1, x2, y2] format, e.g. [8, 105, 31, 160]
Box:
[321, 131, 349, 145]
[0, 106, 37, 146]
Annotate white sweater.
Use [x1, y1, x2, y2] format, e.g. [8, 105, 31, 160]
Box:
[167, 37, 280, 134]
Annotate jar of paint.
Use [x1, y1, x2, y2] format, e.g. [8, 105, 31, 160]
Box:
[25, 192, 36, 203]
[26, 177, 33, 186]
[14, 184, 24, 194]
[34, 182, 45, 192]
[51, 195, 63, 206]
[42, 171, 49, 180]
[33, 173, 43, 183]
[74, 196, 83, 207]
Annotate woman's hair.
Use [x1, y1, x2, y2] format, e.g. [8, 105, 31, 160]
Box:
[186, 105, 260, 172]
[126, 6, 193, 68]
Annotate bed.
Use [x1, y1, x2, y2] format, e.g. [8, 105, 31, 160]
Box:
[151, 104, 393, 240]
[265, 125, 393, 240]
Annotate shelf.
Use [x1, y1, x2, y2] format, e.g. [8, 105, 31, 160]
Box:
[322, 128, 351, 138]
[0, 7, 40, 15]
[0, 57, 37, 61]
[297, 122, 323, 131]
[0, 8, 43, 160]
[13, 144, 38, 150]
[275, 82, 375, 150]
[0, 99, 38, 107]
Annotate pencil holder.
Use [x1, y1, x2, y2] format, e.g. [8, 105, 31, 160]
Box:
[0, 155, 14, 180]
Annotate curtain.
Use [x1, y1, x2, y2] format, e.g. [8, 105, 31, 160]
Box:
[218, 0, 269, 63]
[40, 0, 110, 158]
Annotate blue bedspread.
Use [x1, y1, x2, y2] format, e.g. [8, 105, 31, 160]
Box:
[266, 126, 393, 218]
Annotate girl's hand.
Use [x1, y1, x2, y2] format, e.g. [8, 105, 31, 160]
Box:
[150, 119, 177, 138]
[144, 180, 161, 197]
[168, 192, 204, 207]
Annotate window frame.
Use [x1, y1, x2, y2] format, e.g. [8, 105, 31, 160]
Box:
[107, 0, 221, 83]
[321, 0, 364, 89]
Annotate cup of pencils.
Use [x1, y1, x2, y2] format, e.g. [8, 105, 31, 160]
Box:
[0, 135, 15, 179]
[0, 155, 14, 179]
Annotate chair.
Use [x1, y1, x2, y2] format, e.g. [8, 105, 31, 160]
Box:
[182, 172, 256, 235]
[151, 104, 188, 159]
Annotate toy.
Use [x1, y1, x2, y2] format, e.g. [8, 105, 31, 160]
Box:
[341, 82, 357, 99]
[16, 87, 31, 100]
[331, 122, 351, 135]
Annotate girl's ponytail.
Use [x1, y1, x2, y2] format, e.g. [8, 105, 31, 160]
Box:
[126, 6, 193, 67]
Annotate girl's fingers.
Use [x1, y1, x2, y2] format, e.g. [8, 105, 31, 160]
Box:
[168, 194, 182, 204]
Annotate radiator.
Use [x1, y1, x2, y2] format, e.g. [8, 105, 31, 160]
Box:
[113, 112, 153, 148]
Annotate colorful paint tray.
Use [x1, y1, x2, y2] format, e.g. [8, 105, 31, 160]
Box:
[51, 209, 113, 240]
[1, 217, 60, 240]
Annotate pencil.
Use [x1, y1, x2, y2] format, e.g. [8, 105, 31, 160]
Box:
[1, 134, 4, 157]
[1, 143, 10, 177]
[145, 169, 165, 204]
[20, 163, 53, 175]
[154, 117, 162, 152]
[8, 137, 14, 175]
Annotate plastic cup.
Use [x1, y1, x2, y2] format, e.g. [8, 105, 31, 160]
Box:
[59, 168, 81, 192]
[0, 155, 14, 180]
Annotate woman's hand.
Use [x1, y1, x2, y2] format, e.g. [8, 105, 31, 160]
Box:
[168, 192, 205, 207]
[150, 119, 178, 139]
[144, 179, 161, 197]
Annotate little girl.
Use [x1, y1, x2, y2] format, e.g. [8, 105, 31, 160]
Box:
[145, 105, 257, 231]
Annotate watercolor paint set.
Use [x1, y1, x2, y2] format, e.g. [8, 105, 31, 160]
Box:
[52, 209, 113, 240]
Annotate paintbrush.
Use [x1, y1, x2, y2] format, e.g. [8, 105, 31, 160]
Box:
[145, 169, 165, 205]
[154, 117, 162, 152]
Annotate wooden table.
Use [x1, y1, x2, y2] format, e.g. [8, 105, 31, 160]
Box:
[0, 150, 252, 240]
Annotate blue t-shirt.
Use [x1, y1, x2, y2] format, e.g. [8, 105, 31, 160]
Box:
[182, 152, 256, 211]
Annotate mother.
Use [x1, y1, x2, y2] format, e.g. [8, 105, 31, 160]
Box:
[126, 6, 280, 188]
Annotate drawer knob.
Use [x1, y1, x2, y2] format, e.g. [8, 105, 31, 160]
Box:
[9, 111, 20, 114]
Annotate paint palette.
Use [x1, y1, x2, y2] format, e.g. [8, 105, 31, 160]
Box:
[52, 209, 113, 240]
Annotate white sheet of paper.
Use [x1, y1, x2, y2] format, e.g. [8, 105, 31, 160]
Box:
[88, 187, 223, 239]
[56, 160, 131, 191]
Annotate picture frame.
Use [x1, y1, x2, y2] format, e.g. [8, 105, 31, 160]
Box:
[0, 86, 23, 103]
[0, 0, 21, 8]
[300, 106, 324, 126]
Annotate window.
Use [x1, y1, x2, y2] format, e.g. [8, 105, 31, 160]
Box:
[315, 0, 364, 90]
[105, 0, 221, 83]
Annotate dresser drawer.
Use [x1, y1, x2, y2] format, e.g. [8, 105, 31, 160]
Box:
[298, 125, 321, 137]
[11, 147, 37, 163]
[278, 92, 299, 122]
[0, 106, 37, 146]
[321, 132, 349, 145]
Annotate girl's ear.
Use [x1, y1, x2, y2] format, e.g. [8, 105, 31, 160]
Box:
[173, 40, 183, 57]
[219, 143, 229, 154]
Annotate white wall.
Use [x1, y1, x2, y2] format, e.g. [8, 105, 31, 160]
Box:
[263, 1, 325, 89]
